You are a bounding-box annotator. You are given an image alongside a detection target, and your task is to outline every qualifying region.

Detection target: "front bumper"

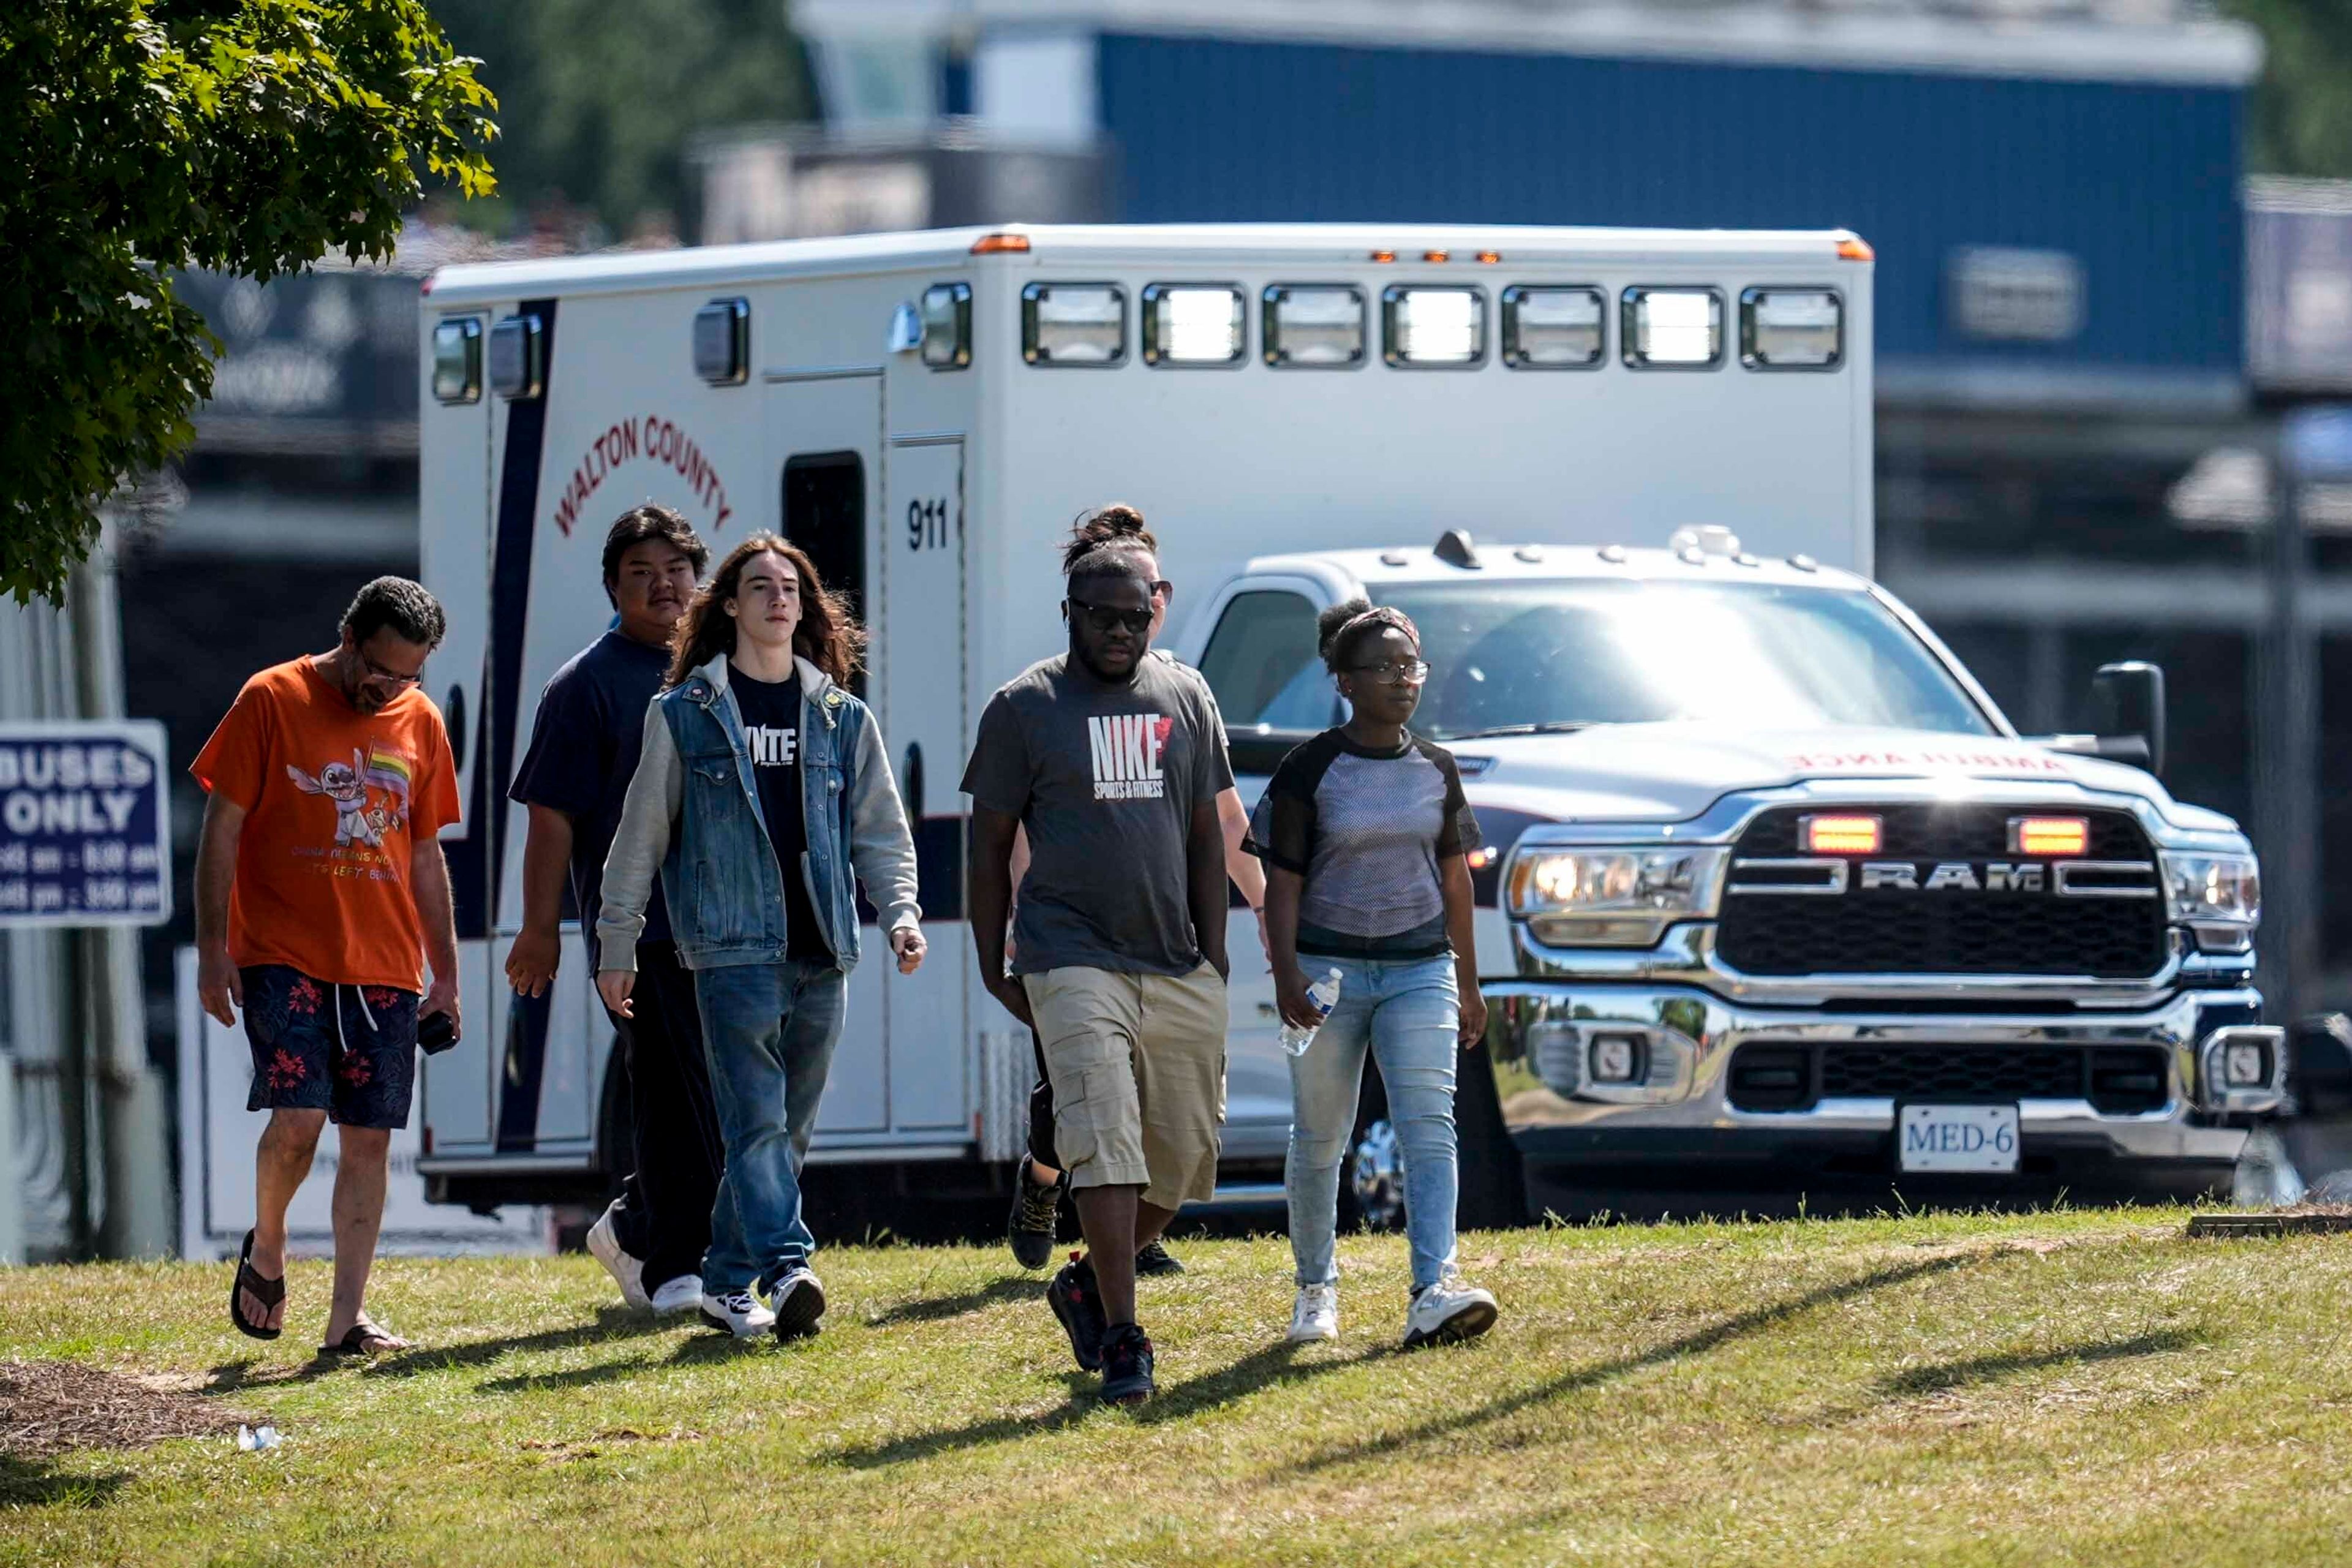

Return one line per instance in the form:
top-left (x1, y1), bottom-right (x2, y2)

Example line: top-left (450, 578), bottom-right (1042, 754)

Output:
top-left (1484, 979), bottom-right (2282, 1172)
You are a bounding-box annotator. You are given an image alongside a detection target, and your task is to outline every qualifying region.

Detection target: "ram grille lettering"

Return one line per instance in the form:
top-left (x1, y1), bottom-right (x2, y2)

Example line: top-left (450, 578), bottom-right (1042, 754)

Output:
top-left (1860, 861), bottom-right (2046, 892)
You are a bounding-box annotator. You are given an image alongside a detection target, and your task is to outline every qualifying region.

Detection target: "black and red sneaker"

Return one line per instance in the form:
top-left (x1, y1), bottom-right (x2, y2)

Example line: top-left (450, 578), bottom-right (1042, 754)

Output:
top-left (1100, 1322), bottom-right (1156, 1405)
top-left (1047, 1251), bottom-right (1107, 1371)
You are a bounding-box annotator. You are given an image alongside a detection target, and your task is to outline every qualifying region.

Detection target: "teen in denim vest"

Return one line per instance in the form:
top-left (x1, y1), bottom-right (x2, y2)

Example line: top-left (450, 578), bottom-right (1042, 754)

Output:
top-left (597, 535), bottom-right (924, 1343)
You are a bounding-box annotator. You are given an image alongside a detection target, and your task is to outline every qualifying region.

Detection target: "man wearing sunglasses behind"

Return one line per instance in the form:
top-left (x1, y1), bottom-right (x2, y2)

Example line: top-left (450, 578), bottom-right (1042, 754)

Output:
top-left (965, 541), bottom-right (1233, 1405)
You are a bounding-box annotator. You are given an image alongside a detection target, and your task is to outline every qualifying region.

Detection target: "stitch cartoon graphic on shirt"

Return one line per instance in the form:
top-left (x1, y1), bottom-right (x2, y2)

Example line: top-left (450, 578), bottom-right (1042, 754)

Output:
top-left (287, 748), bottom-right (384, 848)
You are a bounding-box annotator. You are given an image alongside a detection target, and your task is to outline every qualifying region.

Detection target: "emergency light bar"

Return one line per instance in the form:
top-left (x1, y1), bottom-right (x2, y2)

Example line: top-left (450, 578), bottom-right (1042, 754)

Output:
top-left (1142, 284), bottom-right (1245, 366)
top-left (2009, 816), bottom-right (2089, 857)
top-left (1502, 287), bottom-right (1605, 369)
top-left (921, 283), bottom-right (971, 369)
top-left (1623, 288), bottom-right (1723, 369)
top-left (1262, 285), bottom-right (1365, 367)
top-left (431, 318), bottom-right (481, 404)
top-left (1022, 283), bottom-right (1125, 366)
top-left (1801, 814), bottom-right (1883, 855)
top-left (1741, 288), bottom-right (1843, 369)
top-left (1383, 285), bottom-right (1485, 368)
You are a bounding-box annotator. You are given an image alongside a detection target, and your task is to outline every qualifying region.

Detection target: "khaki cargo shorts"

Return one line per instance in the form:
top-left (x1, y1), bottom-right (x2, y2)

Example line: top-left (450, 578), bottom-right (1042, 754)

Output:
top-left (1023, 963), bottom-right (1227, 1210)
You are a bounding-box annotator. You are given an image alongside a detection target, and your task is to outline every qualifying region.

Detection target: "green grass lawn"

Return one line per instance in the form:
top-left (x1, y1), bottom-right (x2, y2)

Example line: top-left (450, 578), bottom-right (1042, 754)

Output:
top-left (6, 1207), bottom-right (2351, 1566)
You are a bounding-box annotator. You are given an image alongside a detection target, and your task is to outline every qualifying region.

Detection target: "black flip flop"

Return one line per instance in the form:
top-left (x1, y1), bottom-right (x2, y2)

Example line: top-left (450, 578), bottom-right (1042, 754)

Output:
top-left (318, 1319), bottom-right (408, 1357)
top-left (229, 1229), bottom-right (284, 1341)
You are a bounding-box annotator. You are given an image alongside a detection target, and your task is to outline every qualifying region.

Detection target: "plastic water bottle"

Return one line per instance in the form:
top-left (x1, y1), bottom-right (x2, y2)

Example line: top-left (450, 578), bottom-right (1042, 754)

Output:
top-left (1279, 968), bottom-right (1343, 1057)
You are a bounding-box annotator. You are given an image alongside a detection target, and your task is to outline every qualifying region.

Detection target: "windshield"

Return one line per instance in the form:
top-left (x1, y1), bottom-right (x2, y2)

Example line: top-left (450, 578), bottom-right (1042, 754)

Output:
top-left (1368, 579), bottom-right (1997, 741)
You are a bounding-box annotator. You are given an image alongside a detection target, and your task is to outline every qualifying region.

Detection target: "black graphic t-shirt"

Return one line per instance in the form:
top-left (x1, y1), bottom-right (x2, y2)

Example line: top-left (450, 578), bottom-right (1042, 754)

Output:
top-left (729, 665), bottom-right (830, 961)
top-left (962, 652), bottom-right (1234, 977)
top-left (510, 630), bottom-right (672, 959)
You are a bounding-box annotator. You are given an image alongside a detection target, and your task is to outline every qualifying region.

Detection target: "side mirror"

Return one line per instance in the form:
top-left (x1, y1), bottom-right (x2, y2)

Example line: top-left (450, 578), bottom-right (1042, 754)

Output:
top-left (2091, 661), bottom-right (2166, 776)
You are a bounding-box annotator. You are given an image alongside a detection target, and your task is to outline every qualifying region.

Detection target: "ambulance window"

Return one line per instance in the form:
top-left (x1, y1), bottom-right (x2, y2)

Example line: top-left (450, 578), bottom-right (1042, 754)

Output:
top-left (1198, 591), bottom-right (1336, 733)
top-left (782, 451), bottom-right (867, 697)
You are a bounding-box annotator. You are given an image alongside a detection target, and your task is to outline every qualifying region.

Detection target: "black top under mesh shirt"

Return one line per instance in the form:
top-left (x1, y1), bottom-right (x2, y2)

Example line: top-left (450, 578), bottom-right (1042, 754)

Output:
top-left (729, 665), bottom-right (831, 962)
top-left (1247, 729), bottom-right (1482, 959)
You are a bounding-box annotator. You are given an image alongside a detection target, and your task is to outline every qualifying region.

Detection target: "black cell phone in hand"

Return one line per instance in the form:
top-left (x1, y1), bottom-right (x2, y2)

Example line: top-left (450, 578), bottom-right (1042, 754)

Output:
top-left (417, 1009), bottom-right (459, 1055)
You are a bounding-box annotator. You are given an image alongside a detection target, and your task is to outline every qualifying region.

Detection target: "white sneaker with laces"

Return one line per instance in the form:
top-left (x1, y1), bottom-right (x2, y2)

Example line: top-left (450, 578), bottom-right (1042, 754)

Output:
top-left (647, 1276), bottom-right (702, 1316)
top-left (699, 1289), bottom-right (776, 1339)
top-left (1403, 1268), bottom-right (1499, 1349)
top-left (769, 1266), bottom-right (827, 1341)
top-left (1287, 1283), bottom-right (1340, 1343)
top-left (586, 1202), bottom-right (650, 1311)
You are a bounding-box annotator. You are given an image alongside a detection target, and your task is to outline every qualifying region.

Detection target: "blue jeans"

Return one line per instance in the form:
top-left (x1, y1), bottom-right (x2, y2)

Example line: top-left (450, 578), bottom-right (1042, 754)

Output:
top-left (692, 959), bottom-right (846, 1296)
top-left (1285, 954), bottom-right (1461, 1294)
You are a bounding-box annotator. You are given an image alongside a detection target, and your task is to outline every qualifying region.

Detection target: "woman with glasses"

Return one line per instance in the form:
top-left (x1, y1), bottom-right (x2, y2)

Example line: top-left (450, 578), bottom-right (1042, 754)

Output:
top-left (1251, 598), bottom-right (1499, 1348)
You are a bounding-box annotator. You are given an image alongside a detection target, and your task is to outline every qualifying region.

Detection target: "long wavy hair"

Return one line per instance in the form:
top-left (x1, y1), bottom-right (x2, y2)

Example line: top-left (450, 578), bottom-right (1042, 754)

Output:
top-left (665, 533), bottom-right (867, 688)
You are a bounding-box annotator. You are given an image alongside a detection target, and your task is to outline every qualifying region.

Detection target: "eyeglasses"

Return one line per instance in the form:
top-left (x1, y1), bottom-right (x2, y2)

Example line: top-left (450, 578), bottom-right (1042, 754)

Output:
top-left (1149, 579), bottom-right (1174, 603)
top-left (1349, 658), bottom-right (1430, 686)
top-left (1068, 598), bottom-right (1155, 636)
top-left (358, 652), bottom-right (424, 688)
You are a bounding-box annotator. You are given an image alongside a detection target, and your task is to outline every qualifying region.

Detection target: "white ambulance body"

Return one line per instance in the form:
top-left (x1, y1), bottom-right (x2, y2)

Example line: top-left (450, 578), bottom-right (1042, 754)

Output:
top-left (410, 222), bottom-right (1885, 1210)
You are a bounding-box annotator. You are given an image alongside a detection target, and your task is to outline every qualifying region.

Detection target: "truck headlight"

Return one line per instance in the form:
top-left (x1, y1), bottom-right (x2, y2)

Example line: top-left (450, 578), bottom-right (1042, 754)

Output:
top-left (2160, 851), bottom-right (2260, 952)
top-left (1506, 846), bottom-right (1728, 946)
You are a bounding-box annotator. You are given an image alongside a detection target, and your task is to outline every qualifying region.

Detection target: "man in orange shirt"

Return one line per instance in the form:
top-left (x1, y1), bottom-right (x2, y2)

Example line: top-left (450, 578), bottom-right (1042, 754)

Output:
top-left (193, 577), bottom-right (462, 1356)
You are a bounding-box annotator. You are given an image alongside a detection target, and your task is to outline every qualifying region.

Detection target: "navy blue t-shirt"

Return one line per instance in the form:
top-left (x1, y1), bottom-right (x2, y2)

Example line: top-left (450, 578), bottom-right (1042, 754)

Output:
top-left (510, 631), bottom-right (673, 957)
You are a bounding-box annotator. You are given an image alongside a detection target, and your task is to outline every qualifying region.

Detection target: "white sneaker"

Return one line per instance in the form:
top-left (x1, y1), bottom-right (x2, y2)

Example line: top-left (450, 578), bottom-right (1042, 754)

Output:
top-left (699, 1289), bottom-right (776, 1339)
top-left (1403, 1268), bottom-right (1498, 1349)
top-left (586, 1202), bottom-right (650, 1311)
top-left (647, 1276), bottom-right (702, 1316)
top-left (1287, 1283), bottom-right (1340, 1343)
top-left (769, 1266), bottom-right (827, 1341)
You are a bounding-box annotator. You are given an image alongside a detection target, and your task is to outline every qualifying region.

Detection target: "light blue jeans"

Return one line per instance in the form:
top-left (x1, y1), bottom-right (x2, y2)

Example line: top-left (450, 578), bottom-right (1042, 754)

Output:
top-left (692, 959), bottom-right (846, 1296)
top-left (1285, 953), bottom-right (1461, 1294)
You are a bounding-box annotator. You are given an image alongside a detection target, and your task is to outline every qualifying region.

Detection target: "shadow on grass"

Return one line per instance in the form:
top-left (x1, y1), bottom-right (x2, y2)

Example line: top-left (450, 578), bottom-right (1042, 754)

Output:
top-left (0, 1455), bottom-right (132, 1510)
top-left (472, 1325), bottom-right (785, 1395)
top-left (827, 1340), bottom-right (1392, 1468)
top-left (204, 1305), bottom-right (674, 1394)
top-left (1284, 1251), bottom-right (1982, 1476)
top-left (862, 1276), bottom-right (1037, 1328)
top-left (1877, 1327), bottom-right (2205, 1397)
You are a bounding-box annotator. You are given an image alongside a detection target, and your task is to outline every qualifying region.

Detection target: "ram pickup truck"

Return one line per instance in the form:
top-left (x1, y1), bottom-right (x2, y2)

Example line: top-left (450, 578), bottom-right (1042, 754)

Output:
top-left (1185, 527), bottom-right (2282, 1217)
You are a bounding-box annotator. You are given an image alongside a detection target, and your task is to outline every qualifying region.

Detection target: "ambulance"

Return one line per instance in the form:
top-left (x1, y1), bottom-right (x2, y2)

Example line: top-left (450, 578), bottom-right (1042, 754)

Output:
top-left (413, 222), bottom-right (2279, 1223)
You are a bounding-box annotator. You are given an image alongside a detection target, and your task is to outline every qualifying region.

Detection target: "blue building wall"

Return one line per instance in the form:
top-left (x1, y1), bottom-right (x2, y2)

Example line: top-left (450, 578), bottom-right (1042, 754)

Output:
top-left (1097, 33), bottom-right (2242, 375)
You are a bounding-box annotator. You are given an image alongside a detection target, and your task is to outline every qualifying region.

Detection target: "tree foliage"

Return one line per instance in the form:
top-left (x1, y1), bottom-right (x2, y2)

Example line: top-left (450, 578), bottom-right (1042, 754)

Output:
top-left (428, 0), bottom-right (812, 239)
top-left (2228, 0), bottom-right (2352, 178)
top-left (1, 0), bottom-right (495, 605)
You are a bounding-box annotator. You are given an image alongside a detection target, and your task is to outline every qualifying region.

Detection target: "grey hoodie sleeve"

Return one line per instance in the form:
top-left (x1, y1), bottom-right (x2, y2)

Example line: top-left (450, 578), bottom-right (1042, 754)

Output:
top-left (848, 708), bottom-right (922, 933)
top-left (594, 701), bottom-right (682, 973)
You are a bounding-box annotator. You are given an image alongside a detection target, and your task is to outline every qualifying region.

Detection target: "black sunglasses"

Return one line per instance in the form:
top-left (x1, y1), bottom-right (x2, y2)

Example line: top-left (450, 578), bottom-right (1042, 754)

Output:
top-left (1067, 598), bottom-right (1154, 636)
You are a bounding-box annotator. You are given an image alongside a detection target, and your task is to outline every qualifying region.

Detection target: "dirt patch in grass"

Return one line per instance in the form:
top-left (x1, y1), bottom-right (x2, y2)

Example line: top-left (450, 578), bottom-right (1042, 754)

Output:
top-left (0, 1360), bottom-right (249, 1461)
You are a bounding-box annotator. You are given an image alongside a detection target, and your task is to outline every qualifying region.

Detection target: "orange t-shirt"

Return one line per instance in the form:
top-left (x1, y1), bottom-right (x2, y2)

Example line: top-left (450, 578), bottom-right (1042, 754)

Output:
top-left (190, 658), bottom-right (462, 990)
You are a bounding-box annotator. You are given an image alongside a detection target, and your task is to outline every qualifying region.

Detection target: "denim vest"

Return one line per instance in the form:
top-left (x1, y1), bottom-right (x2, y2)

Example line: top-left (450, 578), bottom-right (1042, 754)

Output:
top-left (654, 665), bottom-right (869, 971)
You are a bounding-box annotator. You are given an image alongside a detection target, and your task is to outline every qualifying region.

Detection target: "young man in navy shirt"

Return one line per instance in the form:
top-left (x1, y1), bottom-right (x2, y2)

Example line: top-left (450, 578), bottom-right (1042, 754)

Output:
top-left (507, 507), bottom-right (725, 1319)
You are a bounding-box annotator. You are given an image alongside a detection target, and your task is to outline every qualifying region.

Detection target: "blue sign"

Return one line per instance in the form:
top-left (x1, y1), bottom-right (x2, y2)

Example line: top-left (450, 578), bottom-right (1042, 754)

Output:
top-left (0, 722), bottom-right (172, 927)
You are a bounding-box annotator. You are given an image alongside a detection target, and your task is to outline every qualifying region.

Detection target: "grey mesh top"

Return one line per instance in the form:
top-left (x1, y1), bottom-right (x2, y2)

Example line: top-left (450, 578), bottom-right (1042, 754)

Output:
top-left (1246, 728), bottom-right (1482, 960)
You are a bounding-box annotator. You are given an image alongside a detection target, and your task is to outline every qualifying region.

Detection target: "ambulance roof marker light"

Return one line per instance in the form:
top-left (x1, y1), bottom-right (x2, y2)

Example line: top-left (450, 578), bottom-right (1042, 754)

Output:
top-left (970, 232), bottom-right (1032, 255)
top-left (1789, 554), bottom-right (1819, 572)
top-left (1835, 236), bottom-right (1874, 262)
top-left (1598, 544), bottom-right (1629, 564)
top-left (1370, 250), bottom-right (1397, 263)
top-left (1423, 250), bottom-right (1451, 264)
top-left (1477, 250), bottom-right (1502, 265)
